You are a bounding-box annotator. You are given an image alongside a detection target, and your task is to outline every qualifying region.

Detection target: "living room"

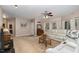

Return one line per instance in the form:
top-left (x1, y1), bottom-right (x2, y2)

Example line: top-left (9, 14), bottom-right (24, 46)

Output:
top-left (0, 5), bottom-right (79, 53)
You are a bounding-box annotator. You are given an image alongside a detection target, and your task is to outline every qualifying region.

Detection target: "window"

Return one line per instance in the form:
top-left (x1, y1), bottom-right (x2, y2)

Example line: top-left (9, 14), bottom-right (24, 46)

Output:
top-left (75, 17), bottom-right (79, 30)
top-left (64, 21), bottom-right (70, 29)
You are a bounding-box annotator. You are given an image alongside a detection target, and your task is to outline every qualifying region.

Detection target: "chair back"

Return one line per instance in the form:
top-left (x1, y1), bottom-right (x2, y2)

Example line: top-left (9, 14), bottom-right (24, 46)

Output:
top-left (43, 34), bottom-right (47, 40)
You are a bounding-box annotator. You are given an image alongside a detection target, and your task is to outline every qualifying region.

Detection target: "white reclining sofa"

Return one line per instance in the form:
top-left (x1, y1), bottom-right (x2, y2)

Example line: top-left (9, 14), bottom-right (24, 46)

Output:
top-left (47, 30), bottom-right (66, 41)
top-left (46, 30), bottom-right (79, 53)
top-left (46, 41), bottom-right (78, 53)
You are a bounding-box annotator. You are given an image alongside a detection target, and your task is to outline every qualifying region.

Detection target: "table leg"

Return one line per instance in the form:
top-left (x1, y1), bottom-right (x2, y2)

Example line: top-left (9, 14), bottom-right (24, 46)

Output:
top-left (49, 39), bottom-right (52, 45)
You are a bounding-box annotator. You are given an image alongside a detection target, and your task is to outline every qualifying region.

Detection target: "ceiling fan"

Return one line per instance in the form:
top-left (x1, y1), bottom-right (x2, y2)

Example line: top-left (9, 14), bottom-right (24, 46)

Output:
top-left (14, 5), bottom-right (18, 8)
top-left (41, 11), bottom-right (53, 18)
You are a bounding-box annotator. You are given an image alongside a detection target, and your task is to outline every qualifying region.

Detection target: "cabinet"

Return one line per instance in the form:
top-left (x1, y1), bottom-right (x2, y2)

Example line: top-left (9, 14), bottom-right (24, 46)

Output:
top-left (9, 24), bottom-right (13, 34)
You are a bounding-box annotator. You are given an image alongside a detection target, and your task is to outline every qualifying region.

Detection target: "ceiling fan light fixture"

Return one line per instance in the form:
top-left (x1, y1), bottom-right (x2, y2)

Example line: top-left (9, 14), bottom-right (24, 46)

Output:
top-left (14, 5), bottom-right (18, 8)
top-left (3, 14), bottom-right (7, 18)
top-left (45, 16), bottom-right (49, 18)
top-left (42, 11), bottom-right (53, 19)
top-left (43, 15), bottom-right (48, 19)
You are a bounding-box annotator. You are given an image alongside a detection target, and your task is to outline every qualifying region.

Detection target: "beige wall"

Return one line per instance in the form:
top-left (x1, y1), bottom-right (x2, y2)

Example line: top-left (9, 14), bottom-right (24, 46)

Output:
top-left (0, 8), bottom-right (3, 29)
top-left (15, 17), bottom-right (35, 36)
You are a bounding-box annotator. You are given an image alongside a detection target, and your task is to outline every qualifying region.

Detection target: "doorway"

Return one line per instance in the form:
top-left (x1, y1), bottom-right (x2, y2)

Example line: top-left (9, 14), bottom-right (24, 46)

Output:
top-left (37, 24), bottom-right (44, 36)
top-left (3, 17), bottom-right (16, 36)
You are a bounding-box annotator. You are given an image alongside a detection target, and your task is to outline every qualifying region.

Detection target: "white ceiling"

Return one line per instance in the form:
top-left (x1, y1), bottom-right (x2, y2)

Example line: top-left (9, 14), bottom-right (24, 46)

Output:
top-left (1, 5), bottom-right (79, 18)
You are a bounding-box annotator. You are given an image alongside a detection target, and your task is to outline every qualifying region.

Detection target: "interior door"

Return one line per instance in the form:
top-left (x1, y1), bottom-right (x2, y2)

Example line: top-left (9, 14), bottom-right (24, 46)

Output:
top-left (37, 24), bottom-right (44, 36)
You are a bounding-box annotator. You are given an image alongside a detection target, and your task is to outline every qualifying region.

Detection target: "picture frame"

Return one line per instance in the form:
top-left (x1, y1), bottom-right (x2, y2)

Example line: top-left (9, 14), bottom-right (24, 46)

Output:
top-left (52, 22), bottom-right (57, 29)
top-left (45, 23), bottom-right (49, 30)
top-left (20, 22), bottom-right (27, 27)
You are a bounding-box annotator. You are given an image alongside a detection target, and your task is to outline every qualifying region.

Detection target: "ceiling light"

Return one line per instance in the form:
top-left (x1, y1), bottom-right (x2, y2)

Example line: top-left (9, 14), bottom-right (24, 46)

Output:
top-left (3, 14), bottom-right (7, 18)
top-left (43, 15), bottom-right (48, 19)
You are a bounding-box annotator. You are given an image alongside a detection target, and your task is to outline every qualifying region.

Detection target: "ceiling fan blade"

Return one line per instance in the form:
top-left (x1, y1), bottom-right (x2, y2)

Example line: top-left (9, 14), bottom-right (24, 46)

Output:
top-left (48, 12), bottom-right (52, 14)
top-left (48, 14), bottom-right (53, 16)
top-left (41, 13), bottom-right (47, 16)
top-left (41, 11), bottom-right (53, 17)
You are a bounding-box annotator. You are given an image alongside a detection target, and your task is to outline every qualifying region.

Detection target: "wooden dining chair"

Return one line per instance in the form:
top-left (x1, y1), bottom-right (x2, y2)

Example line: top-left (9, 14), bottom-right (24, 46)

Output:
top-left (39, 34), bottom-right (48, 47)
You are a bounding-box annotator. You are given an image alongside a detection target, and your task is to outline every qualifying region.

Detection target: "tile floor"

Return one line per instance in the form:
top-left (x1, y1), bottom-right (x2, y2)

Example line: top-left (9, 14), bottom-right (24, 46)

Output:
top-left (13, 36), bottom-right (60, 53)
